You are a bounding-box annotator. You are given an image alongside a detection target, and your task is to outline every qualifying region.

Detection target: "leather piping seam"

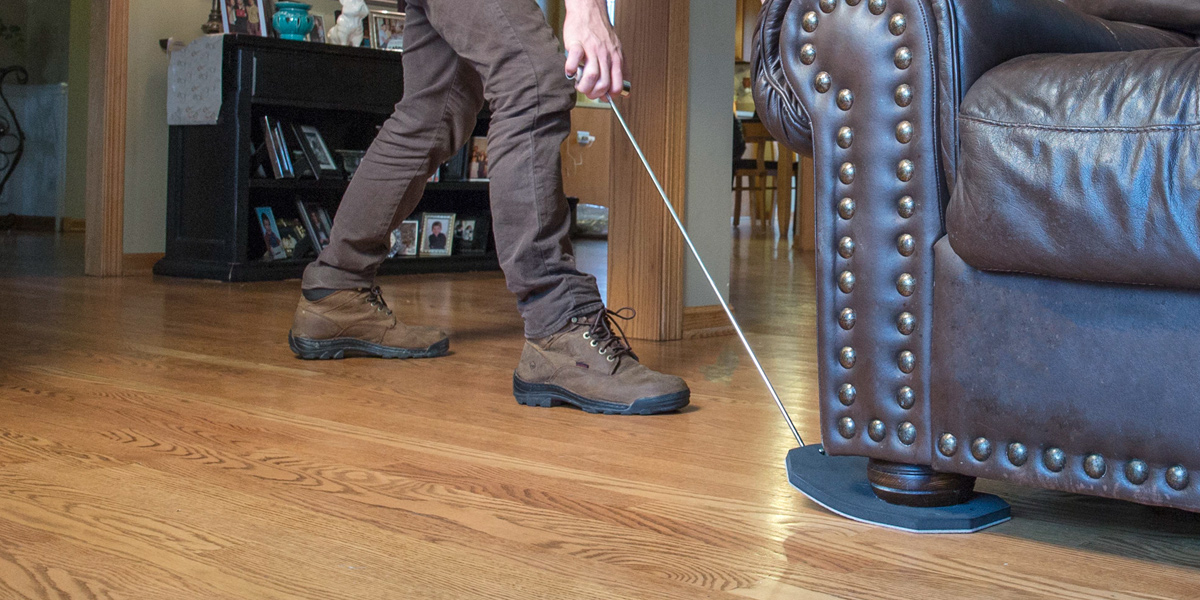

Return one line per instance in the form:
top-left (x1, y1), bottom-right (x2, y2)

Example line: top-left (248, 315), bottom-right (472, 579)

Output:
top-left (959, 114), bottom-right (1200, 133)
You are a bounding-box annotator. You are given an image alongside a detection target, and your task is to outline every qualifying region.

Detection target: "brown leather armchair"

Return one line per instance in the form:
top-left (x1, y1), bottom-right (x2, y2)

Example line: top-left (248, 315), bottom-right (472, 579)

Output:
top-left (754, 0), bottom-right (1200, 514)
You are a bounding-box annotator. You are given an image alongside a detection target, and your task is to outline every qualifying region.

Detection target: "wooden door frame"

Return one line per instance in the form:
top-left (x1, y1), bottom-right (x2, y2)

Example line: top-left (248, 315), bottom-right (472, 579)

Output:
top-left (84, 0), bottom-right (127, 276)
top-left (606, 0), bottom-right (690, 341)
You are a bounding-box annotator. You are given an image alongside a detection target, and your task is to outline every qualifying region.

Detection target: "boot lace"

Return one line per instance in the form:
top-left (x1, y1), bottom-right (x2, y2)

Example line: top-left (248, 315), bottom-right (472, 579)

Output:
top-left (364, 287), bottom-right (394, 316)
top-left (582, 307), bottom-right (638, 363)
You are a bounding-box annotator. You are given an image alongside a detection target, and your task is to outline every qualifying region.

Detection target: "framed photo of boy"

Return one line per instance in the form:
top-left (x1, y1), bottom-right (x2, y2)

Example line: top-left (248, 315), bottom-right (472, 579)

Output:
top-left (221, 0), bottom-right (269, 36)
top-left (420, 213), bottom-right (456, 257)
top-left (369, 11), bottom-right (406, 51)
top-left (255, 207), bottom-right (288, 260)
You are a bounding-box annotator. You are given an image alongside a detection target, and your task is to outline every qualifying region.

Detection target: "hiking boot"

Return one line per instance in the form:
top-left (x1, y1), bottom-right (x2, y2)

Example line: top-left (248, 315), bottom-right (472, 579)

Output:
top-left (513, 308), bottom-right (690, 415)
top-left (288, 287), bottom-right (449, 360)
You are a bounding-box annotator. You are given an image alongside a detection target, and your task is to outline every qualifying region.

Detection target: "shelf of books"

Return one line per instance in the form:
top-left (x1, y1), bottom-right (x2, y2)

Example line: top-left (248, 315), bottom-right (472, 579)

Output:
top-left (156, 36), bottom-right (500, 282)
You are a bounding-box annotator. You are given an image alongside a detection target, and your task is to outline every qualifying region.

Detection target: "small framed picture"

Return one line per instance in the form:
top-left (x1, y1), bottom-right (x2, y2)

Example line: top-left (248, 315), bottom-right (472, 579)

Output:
top-left (420, 213), bottom-right (455, 257)
top-left (368, 11), bottom-right (406, 51)
top-left (308, 15), bottom-right (326, 42)
top-left (294, 124), bottom-right (341, 177)
top-left (296, 200), bottom-right (332, 250)
top-left (388, 219), bottom-right (420, 258)
top-left (275, 216), bottom-right (312, 258)
top-left (255, 207), bottom-right (288, 260)
top-left (221, 0), bottom-right (269, 36)
top-left (454, 214), bottom-right (491, 255)
top-left (468, 136), bottom-right (488, 180)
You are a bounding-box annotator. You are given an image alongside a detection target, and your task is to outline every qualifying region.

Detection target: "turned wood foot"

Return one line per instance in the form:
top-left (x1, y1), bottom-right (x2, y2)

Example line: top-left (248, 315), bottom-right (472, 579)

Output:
top-left (867, 459), bottom-right (976, 507)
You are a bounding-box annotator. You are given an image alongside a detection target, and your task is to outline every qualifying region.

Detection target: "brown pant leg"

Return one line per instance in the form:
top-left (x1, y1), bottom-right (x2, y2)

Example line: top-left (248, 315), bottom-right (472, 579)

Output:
top-left (301, 3), bottom-right (484, 291)
top-left (305, 0), bottom-right (603, 339)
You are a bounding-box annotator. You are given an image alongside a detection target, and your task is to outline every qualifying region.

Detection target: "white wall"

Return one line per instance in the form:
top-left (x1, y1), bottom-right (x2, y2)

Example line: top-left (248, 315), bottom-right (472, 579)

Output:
top-left (0, 84), bottom-right (68, 219)
top-left (122, 0), bottom-right (346, 254)
top-left (683, 0), bottom-right (734, 307)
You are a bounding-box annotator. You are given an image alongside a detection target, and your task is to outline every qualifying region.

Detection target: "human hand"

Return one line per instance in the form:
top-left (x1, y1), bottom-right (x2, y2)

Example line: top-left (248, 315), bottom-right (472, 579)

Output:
top-left (562, 0), bottom-right (625, 99)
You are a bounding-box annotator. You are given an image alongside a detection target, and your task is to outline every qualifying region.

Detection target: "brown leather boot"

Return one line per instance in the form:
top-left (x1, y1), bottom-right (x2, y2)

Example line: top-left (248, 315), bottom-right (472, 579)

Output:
top-left (513, 308), bottom-right (690, 415)
top-left (288, 287), bottom-right (449, 360)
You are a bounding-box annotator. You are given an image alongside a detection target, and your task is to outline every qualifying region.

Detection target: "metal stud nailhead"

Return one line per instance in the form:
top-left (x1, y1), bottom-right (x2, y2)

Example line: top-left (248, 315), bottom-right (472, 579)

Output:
top-left (837, 126), bottom-right (853, 149)
top-left (897, 350), bottom-right (915, 374)
top-left (838, 416), bottom-right (857, 438)
top-left (837, 89), bottom-right (854, 111)
top-left (820, 0), bottom-right (837, 13)
top-left (802, 11), bottom-right (819, 32)
top-left (889, 13), bottom-right (907, 35)
top-left (938, 433), bottom-right (957, 457)
top-left (846, 0), bottom-right (861, 5)
top-left (1084, 454), bottom-right (1107, 479)
top-left (897, 273), bottom-right (915, 297)
top-left (815, 72), bottom-right (832, 93)
top-left (897, 234), bottom-right (915, 257)
top-left (838, 271), bottom-right (855, 293)
top-left (1125, 459), bottom-right (1148, 485)
top-left (897, 159), bottom-right (915, 182)
top-left (1167, 465), bottom-right (1190, 491)
top-left (869, 420), bottom-right (886, 442)
top-left (838, 198), bottom-right (855, 219)
top-left (971, 437), bottom-right (993, 461)
top-left (898, 196), bottom-right (915, 218)
top-left (838, 236), bottom-right (855, 258)
top-left (839, 307), bottom-right (856, 330)
top-left (839, 162), bottom-right (856, 184)
top-left (895, 84), bottom-right (913, 107)
top-left (897, 421), bottom-right (916, 445)
top-left (1044, 447), bottom-right (1065, 473)
top-left (896, 386), bottom-right (914, 409)
top-left (896, 121), bottom-right (914, 144)
top-left (1007, 442), bottom-right (1028, 466)
top-left (868, 0), bottom-right (886, 15)
top-left (895, 46), bottom-right (913, 70)
top-left (839, 346), bottom-right (856, 369)
top-left (838, 383), bottom-right (856, 406)
top-left (897, 312), bottom-right (915, 335)
top-left (800, 44), bottom-right (817, 65)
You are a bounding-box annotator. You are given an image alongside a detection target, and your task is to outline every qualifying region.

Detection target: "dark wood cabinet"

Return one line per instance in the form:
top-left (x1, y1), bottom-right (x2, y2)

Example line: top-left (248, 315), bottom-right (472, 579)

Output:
top-left (155, 35), bottom-right (498, 282)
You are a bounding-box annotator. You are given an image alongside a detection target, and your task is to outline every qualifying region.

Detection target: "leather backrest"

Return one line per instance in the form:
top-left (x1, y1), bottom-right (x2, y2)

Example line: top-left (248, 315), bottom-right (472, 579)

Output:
top-left (1062, 0), bottom-right (1200, 35)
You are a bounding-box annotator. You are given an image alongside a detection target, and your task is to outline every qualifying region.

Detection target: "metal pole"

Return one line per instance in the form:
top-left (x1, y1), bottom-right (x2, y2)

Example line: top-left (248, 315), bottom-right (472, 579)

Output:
top-left (605, 94), bottom-right (805, 448)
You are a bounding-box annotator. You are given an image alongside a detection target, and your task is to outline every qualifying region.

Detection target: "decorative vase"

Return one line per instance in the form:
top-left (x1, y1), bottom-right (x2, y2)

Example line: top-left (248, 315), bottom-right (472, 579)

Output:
top-left (272, 2), bottom-right (315, 41)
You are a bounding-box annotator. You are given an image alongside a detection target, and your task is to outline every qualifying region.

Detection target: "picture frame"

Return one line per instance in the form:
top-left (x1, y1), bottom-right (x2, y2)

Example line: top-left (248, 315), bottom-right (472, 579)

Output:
top-left (453, 214), bottom-right (491, 255)
top-left (419, 212), bottom-right (455, 257)
top-left (388, 219), bottom-right (420, 258)
top-left (295, 124), bottom-right (341, 177)
top-left (274, 216), bottom-right (312, 258)
top-left (368, 11), bottom-right (406, 51)
top-left (221, 0), bottom-right (269, 36)
top-left (296, 199), bottom-right (332, 250)
top-left (308, 15), bottom-right (326, 42)
top-left (259, 116), bottom-right (285, 178)
top-left (255, 207), bottom-right (288, 260)
top-left (468, 136), bottom-right (489, 181)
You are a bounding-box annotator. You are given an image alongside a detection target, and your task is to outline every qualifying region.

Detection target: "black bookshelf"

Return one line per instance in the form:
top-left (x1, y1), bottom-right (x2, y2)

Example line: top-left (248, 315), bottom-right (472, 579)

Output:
top-left (155, 35), bottom-right (497, 282)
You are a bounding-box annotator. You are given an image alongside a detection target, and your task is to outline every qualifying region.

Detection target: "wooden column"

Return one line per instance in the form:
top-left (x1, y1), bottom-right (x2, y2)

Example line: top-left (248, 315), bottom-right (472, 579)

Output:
top-left (85, 0), bottom-right (127, 277)
top-left (606, 0), bottom-right (689, 341)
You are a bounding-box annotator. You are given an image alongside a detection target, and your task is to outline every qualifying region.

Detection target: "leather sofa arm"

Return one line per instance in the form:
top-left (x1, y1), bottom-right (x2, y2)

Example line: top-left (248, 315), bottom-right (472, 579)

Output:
top-left (750, 0), bottom-right (1191, 467)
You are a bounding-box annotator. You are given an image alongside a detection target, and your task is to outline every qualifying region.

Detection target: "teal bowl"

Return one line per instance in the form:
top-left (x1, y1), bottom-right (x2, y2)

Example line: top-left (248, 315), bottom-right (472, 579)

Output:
top-left (273, 2), bottom-right (315, 41)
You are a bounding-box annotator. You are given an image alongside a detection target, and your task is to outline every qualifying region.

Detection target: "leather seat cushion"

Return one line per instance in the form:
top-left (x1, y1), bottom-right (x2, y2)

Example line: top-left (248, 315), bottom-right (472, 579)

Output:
top-left (947, 48), bottom-right (1200, 289)
top-left (1062, 0), bottom-right (1200, 36)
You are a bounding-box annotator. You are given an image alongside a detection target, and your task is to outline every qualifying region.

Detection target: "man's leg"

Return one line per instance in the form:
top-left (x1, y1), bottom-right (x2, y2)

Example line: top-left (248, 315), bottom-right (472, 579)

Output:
top-left (418, 0), bottom-right (689, 414)
top-left (415, 0), bottom-right (602, 339)
top-left (288, 3), bottom-right (483, 360)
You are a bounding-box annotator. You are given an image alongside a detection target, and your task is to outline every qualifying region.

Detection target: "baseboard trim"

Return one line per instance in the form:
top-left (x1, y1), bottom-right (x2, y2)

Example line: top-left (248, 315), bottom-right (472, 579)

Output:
top-left (683, 305), bottom-right (734, 339)
top-left (122, 252), bottom-right (164, 276)
top-left (62, 217), bottom-right (86, 232)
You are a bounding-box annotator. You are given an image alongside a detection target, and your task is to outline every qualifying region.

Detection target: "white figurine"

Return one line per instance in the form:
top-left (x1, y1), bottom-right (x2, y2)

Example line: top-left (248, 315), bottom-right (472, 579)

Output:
top-left (327, 0), bottom-right (369, 47)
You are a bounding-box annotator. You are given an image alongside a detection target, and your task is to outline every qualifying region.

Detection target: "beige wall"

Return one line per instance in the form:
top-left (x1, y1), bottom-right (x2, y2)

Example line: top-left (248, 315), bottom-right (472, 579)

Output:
top-left (122, 0), bottom-right (345, 253)
top-left (64, 0), bottom-right (89, 220)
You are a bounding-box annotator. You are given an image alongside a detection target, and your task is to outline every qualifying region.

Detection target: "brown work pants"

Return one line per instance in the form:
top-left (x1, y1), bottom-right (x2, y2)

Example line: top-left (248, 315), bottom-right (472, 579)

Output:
top-left (302, 0), bottom-right (602, 338)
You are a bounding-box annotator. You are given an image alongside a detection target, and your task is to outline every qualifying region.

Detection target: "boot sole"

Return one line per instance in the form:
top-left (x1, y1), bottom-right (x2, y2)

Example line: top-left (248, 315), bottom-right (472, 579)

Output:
top-left (289, 332), bottom-right (449, 360)
top-left (512, 375), bottom-right (690, 415)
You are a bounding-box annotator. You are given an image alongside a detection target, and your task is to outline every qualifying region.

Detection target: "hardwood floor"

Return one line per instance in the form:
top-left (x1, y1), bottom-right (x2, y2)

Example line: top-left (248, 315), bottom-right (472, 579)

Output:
top-left (1, 230), bottom-right (1199, 599)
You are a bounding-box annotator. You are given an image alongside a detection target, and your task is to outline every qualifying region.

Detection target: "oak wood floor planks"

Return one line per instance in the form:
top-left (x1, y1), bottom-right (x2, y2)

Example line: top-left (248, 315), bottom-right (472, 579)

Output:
top-left (1, 231), bottom-right (1199, 599)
